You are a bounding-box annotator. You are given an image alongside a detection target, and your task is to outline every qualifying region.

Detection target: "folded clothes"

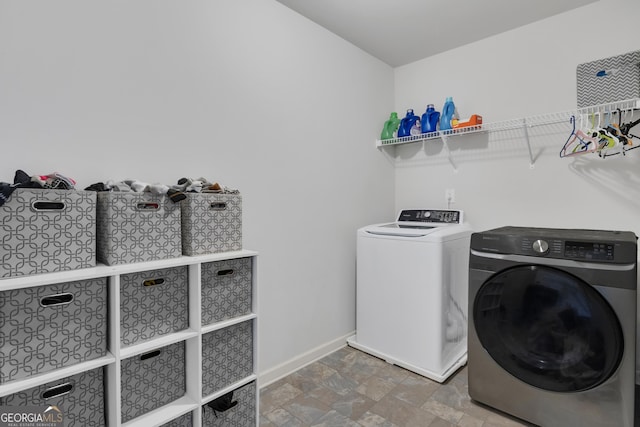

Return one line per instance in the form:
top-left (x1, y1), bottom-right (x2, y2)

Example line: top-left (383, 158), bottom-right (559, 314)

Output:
top-left (0, 170), bottom-right (75, 207)
top-left (176, 177), bottom-right (240, 194)
top-left (84, 179), bottom-right (187, 203)
top-left (82, 177), bottom-right (239, 203)
top-left (174, 177), bottom-right (210, 193)
top-left (32, 172), bottom-right (76, 190)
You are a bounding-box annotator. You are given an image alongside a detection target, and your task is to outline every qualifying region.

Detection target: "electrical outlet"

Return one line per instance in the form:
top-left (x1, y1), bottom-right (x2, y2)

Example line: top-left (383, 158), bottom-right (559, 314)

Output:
top-left (445, 188), bottom-right (455, 204)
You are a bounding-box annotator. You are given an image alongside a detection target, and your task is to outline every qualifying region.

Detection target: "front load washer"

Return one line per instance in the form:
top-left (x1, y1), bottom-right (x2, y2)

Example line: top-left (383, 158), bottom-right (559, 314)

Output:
top-left (348, 209), bottom-right (472, 383)
top-left (469, 226), bottom-right (637, 427)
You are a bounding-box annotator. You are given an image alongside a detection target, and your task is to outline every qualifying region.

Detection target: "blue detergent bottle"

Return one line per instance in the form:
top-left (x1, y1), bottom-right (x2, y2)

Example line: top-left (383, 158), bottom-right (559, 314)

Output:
top-left (421, 104), bottom-right (441, 133)
top-left (440, 97), bottom-right (456, 131)
top-left (398, 109), bottom-right (420, 137)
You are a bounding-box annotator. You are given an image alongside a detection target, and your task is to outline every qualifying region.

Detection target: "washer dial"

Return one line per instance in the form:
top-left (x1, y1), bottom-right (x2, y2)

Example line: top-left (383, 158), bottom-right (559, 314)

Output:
top-left (532, 239), bottom-right (549, 254)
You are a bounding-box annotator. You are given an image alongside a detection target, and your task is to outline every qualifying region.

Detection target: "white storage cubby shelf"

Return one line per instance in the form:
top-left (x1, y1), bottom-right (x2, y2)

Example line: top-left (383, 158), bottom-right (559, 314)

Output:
top-left (0, 249), bottom-right (259, 427)
top-left (377, 98), bottom-right (640, 168)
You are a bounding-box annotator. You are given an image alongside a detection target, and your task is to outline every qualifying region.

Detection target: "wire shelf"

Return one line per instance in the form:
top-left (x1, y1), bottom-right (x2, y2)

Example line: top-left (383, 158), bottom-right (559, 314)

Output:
top-left (376, 98), bottom-right (640, 148)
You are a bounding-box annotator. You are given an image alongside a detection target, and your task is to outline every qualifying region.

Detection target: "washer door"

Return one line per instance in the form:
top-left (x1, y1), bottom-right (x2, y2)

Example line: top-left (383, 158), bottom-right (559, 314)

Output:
top-left (473, 265), bottom-right (624, 392)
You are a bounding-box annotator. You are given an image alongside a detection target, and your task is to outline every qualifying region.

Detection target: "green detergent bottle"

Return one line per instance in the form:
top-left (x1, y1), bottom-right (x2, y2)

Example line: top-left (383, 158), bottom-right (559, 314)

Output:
top-left (381, 112), bottom-right (401, 140)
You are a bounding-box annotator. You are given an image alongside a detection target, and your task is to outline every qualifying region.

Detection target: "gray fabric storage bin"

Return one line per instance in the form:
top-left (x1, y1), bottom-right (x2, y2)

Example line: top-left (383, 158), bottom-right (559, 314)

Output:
top-left (201, 257), bottom-right (252, 326)
top-left (202, 381), bottom-right (256, 427)
top-left (181, 193), bottom-right (242, 256)
top-left (0, 367), bottom-right (106, 427)
top-left (120, 266), bottom-right (189, 346)
top-left (96, 192), bottom-right (181, 265)
top-left (202, 320), bottom-right (253, 396)
top-left (121, 341), bottom-right (186, 423)
top-left (161, 412), bottom-right (193, 427)
top-left (0, 278), bottom-right (107, 383)
top-left (0, 189), bottom-right (96, 278)
top-left (577, 50), bottom-right (640, 107)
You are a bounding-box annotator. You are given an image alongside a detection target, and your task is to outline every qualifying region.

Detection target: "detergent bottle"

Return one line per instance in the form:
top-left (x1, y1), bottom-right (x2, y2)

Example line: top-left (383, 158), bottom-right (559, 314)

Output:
top-left (421, 104), bottom-right (441, 133)
top-left (440, 97), bottom-right (457, 131)
top-left (398, 109), bottom-right (421, 137)
top-left (380, 112), bottom-right (401, 140)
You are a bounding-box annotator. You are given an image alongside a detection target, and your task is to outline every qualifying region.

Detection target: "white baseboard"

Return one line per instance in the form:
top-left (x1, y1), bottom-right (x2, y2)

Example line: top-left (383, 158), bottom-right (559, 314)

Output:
top-left (258, 331), bottom-right (354, 388)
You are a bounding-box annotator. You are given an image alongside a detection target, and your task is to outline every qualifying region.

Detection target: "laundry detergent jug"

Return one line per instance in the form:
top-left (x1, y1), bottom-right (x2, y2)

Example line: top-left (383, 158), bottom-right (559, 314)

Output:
top-left (380, 112), bottom-right (401, 140)
top-left (421, 104), bottom-right (440, 133)
top-left (440, 97), bottom-right (457, 131)
top-left (398, 109), bottom-right (421, 137)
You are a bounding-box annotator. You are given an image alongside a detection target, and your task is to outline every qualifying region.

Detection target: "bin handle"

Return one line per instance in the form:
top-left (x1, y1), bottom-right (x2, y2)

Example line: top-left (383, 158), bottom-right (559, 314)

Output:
top-left (41, 382), bottom-right (74, 400)
top-left (217, 269), bottom-right (235, 277)
top-left (32, 201), bottom-right (65, 212)
top-left (206, 391), bottom-right (238, 413)
top-left (40, 293), bottom-right (74, 307)
top-left (140, 350), bottom-right (161, 361)
top-left (210, 202), bottom-right (227, 210)
top-left (135, 202), bottom-right (160, 211)
top-left (142, 278), bottom-right (165, 287)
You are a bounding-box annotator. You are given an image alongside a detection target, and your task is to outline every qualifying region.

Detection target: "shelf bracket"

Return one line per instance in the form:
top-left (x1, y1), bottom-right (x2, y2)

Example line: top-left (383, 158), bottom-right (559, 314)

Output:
top-left (523, 118), bottom-right (535, 169)
top-left (441, 135), bottom-right (458, 172)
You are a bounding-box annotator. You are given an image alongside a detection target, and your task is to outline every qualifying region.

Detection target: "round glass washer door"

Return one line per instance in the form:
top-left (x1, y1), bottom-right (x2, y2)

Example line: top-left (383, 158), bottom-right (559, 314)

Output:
top-left (473, 265), bottom-right (623, 392)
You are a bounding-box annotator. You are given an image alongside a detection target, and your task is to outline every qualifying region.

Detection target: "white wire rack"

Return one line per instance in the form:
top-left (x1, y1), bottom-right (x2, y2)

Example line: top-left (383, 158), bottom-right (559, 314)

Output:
top-left (376, 98), bottom-right (640, 149)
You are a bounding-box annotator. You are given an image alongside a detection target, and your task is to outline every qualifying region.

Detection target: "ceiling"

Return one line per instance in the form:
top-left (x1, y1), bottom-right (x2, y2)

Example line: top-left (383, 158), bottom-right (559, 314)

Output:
top-left (275, 0), bottom-right (597, 67)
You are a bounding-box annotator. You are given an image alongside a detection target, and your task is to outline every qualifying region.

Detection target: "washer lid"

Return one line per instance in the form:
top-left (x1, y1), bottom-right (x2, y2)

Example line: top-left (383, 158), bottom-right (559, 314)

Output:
top-left (361, 209), bottom-right (466, 238)
top-left (363, 222), bottom-right (440, 237)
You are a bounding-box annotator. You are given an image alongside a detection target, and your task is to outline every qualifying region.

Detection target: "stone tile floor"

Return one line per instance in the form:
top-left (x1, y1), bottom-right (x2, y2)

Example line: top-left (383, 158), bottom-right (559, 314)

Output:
top-left (259, 345), bottom-right (532, 427)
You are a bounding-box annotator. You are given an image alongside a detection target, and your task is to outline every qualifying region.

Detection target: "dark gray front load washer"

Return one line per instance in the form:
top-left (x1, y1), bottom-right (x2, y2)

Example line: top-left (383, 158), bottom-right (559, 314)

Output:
top-left (468, 226), bottom-right (636, 427)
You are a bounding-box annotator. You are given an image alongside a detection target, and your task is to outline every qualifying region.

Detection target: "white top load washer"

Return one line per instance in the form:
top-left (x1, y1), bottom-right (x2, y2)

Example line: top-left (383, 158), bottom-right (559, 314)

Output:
top-left (348, 209), bottom-right (472, 383)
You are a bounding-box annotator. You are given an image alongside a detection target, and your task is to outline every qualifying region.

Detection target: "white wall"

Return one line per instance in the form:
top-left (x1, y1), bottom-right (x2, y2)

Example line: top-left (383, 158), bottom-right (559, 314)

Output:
top-left (0, 0), bottom-right (396, 381)
top-left (393, 0), bottom-right (640, 234)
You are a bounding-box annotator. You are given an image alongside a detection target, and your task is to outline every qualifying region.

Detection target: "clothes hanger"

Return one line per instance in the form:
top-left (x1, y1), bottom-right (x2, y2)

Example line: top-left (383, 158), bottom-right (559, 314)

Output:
top-left (560, 109), bottom-right (639, 159)
top-left (617, 108), bottom-right (640, 154)
top-left (574, 113), bottom-right (598, 153)
top-left (596, 107), bottom-right (621, 158)
top-left (585, 111), bottom-right (598, 136)
top-left (560, 115), bottom-right (592, 157)
top-left (619, 108), bottom-right (640, 140)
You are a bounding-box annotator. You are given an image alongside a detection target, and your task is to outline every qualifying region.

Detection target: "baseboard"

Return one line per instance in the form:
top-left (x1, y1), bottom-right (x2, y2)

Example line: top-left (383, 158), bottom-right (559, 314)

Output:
top-left (258, 331), bottom-right (354, 388)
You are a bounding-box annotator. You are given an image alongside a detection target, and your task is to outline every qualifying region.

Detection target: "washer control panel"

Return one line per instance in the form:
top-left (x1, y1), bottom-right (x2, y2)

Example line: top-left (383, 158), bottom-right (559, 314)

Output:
top-left (519, 237), bottom-right (614, 260)
top-left (471, 227), bottom-right (635, 264)
top-left (397, 209), bottom-right (463, 224)
top-left (564, 241), bottom-right (614, 261)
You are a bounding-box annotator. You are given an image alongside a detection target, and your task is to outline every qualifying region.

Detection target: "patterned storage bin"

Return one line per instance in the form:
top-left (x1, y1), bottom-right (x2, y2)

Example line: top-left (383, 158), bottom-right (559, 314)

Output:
top-left (202, 381), bottom-right (256, 427)
top-left (202, 320), bottom-right (253, 396)
top-left (0, 189), bottom-right (96, 278)
top-left (201, 257), bottom-right (252, 326)
top-left (181, 193), bottom-right (242, 256)
top-left (121, 341), bottom-right (186, 423)
top-left (120, 266), bottom-right (189, 346)
top-left (0, 278), bottom-right (107, 383)
top-left (96, 192), bottom-right (181, 265)
top-left (577, 50), bottom-right (640, 107)
top-left (161, 412), bottom-right (193, 427)
top-left (0, 367), bottom-right (106, 427)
